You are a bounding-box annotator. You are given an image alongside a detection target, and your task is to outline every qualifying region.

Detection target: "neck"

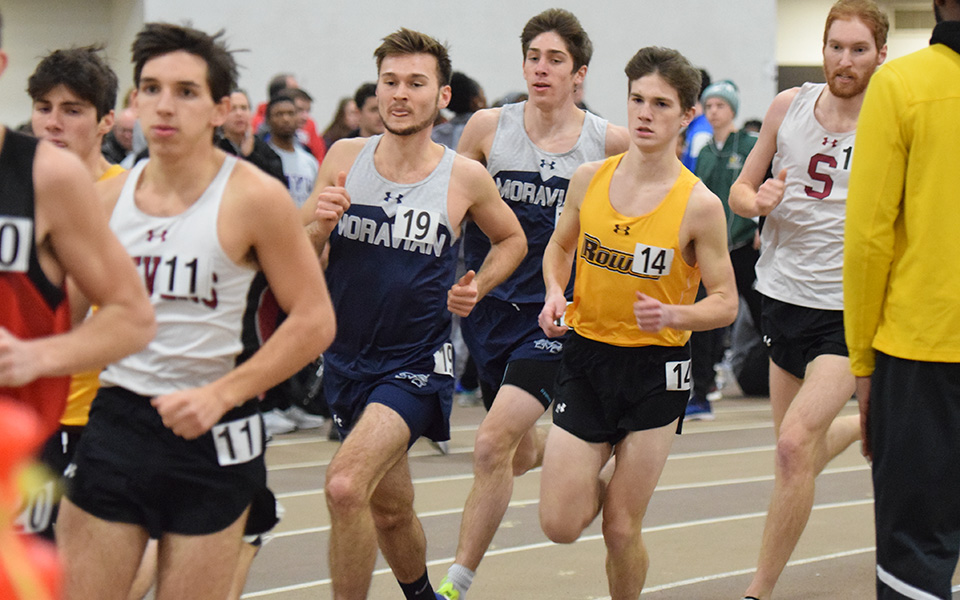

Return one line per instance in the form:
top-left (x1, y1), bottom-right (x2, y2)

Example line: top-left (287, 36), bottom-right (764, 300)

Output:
top-left (82, 144), bottom-right (110, 180)
top-left (271, 134), bottom-right (295, 151)
top-left (373, 129), bottom-right (443, 184)
top-left (623, 142), bottom-right (683, 182)
top-left (223, 129), bottom-right (244, 147)
top-left (817, 87), bottom-right (867, 132)
top-left (523, 98), bottom-right (583, 134)
top-left (712, 123), bottom-right (735, 145)
top-left (143, 144), bottom-right (223, 195)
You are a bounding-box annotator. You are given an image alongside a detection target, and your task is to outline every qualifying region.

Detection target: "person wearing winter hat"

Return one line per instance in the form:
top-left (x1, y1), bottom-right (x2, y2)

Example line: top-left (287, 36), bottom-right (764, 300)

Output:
top-left (686, 79), bottom-right (765, 422)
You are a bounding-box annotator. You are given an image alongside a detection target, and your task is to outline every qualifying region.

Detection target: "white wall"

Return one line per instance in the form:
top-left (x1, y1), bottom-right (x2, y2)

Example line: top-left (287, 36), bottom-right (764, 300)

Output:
top-left (1, 0), bottom-right (778, 131)
top-left (143, 0), bottom-right (777, 128)
top-left (778, 0), bottom-right (931, 66)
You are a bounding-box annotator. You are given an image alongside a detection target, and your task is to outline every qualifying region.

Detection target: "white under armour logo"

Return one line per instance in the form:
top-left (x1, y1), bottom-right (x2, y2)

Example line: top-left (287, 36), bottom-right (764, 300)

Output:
top-left (333, 414), bottom-right (343, 427)
top-left (762, 335), bottom-right (772, 347)
top-left (64, 463), bottom-right (77, 479)
top-left (556, 403), bottom-right (566, 413)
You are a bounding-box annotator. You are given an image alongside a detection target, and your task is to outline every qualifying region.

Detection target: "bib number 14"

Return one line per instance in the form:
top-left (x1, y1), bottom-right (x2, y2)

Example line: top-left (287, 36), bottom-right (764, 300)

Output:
top-left (633, 243), bottom-right (673, 278)
top-left (665, 360), bottom-right (692, 392)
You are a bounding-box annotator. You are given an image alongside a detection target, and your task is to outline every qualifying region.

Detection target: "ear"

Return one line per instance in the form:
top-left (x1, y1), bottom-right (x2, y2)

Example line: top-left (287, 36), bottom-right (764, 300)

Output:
top-left (573, 64), bottom-right (588, 87)
top-left (681, 105), bottom-right (697, 129)
top-left (98, 109), bottom-right (115, 137)
top-left (0, 50), bottom-right (8, 79)
top-left (877, 43), bottom-right (888, 66)
top-left (210, 95), bottom-right (230, 128)
top-left (438, 84), bottom-right (451, 111)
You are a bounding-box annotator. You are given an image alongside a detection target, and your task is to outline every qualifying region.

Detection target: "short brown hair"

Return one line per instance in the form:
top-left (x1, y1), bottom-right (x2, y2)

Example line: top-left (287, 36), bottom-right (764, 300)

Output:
top-left (132, 22), bottom-right (238, 103)
top-left (823, 0), bottom-right (889, 51)
top-left (624, 47), bottom-right (701, 113)
top-left (374, 28), bottom-right (451, 87)
top-left (521, 9), bottom-right (593, 72)
top-left (28, 46), bottom-right (118, 120)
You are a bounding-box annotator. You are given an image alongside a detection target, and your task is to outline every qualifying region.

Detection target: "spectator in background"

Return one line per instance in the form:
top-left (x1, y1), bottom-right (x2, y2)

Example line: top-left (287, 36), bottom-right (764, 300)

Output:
top-left (284, 87), bottom-right (326, 162)
top-left (348, 81), bottom-right (383, 138)
top-left (264, 94), bottom-right (318, 208)
top-left (679, 67), bottom-right (712, 171)
top-left (432, 71), bottom-right (486, 150)
top-left (686, 79), bottom-right (763, 420)
top-left (251, 72), bottom-right (297, 132)
top-left (217, 89), bottom-right (285, 183)
top-left (322, 96), bottom-right (360, 148)
top-left (743, 118), bottom-right (762, 134)
top-left (102, 107), bottom-right (136, 165)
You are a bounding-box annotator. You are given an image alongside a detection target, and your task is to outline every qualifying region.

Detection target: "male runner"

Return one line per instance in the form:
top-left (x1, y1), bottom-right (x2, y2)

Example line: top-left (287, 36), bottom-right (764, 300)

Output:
top-left (0, 15), bottom-right (154, 441)
top-left (16, 45), bottom-right (127, 539)
top-left (728, 1), bottom-right (888, 598)
top-left (439, 10), bottom-right (628, 597)
top-left (537, 45), bottom-right (737, 600)
top-left (56, 23), bottom-right (335, 600)
top-left (302, 28), bottom-right (525, 600)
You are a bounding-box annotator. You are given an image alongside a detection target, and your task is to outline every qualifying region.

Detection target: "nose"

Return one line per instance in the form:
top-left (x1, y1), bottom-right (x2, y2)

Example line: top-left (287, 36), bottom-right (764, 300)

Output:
top-left (534, 56), bottom-right (548, 75)
top-left (838, 49), bottom-right (854, 67)
top-left (42, 110), bottom-right (63, 133)
top-left (636, 102), bottom-right (653, 121)
top-left (155, 88), bottom-right (174, 114)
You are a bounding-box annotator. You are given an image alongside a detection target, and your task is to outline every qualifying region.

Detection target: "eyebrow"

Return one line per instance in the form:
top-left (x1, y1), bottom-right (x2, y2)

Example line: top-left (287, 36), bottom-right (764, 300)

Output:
top-left (631, 92), bottom-right (675, 103)
top-left (380, 71), bottom-right (431, 79)
top-left (34, 99), bottom-right (90, 109)
top-left (140, 77), bottom-right (204, 90)
top-left (527, 47), bottom-right (568, 58)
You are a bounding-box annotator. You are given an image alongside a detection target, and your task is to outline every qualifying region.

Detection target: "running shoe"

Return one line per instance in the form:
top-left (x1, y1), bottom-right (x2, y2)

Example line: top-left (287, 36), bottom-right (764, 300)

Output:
top-left (436, 577), bottom-right (459, 600)
top-left (283, 405), bottom-right (326, 430)
top-left (684, 395), bottom-right (714, 421)
top-left (262, 408), bottom-right (296, 436)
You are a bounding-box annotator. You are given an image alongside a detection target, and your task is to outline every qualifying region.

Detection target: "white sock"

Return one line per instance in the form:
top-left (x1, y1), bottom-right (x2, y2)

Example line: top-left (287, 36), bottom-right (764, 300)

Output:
top-left (447, 563), bottom-right (475, 597)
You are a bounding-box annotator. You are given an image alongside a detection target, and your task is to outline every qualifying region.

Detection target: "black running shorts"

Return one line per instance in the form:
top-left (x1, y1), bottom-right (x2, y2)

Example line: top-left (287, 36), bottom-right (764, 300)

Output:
top-left (66, 386), bottom-right (266, 538)
top-left (760, 295), bottom-right (847, 379)
top-left (552, 333), bottom-right (690, 445)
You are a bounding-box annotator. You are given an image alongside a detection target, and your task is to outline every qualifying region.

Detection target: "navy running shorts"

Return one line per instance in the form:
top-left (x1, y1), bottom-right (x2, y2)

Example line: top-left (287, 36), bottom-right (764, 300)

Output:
top-left (324, 365), bottom-right (453, 447)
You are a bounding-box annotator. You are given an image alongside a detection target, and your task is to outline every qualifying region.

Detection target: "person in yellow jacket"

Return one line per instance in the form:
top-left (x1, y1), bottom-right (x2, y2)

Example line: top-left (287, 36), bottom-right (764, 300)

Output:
top-left (537, 46), bottom-right (737, 598)
top-left (845, 1), bottom-right (960, 597)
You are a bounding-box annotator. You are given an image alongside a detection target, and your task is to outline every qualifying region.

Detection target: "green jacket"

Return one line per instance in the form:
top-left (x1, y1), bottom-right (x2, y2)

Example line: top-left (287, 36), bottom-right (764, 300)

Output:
top-left (695, 130), bottom-right (758, 249)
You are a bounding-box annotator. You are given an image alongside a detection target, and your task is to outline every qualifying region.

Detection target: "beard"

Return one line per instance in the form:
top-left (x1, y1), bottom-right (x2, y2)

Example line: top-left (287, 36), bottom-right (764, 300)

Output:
top-left (381, 105), bottom-right (438, 137)
top-left (823, 65), bottom-right (871, 99)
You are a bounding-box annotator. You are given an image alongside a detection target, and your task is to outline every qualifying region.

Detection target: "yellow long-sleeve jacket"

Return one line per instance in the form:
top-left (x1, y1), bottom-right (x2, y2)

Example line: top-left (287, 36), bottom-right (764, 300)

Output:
top-left (844, 31), bottom-right (960, 376)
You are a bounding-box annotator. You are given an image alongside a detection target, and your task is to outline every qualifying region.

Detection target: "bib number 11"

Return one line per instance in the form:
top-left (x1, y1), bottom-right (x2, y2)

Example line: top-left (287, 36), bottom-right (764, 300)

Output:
top-left (212, 414), bottom-right (263, 466)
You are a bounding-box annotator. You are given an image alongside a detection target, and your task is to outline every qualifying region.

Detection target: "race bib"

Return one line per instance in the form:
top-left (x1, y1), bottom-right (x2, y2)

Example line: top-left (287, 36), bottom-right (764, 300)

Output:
top-left (665, 359), bottom-right (692, 392)
top-left (212, 414), bottom-right (263, 466)
top-left (156, 254), bottom-right (214, 300)
top-left (14, 479), bottom-right (57, 534)
top-left (393, 206), bottom-right (440, 245)
top-left (433, 342), bottom-right (454, 376)
top-left (0, 216), bottom-right (33, 273)
top-left (632, 243), bottom-right (673, 278)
